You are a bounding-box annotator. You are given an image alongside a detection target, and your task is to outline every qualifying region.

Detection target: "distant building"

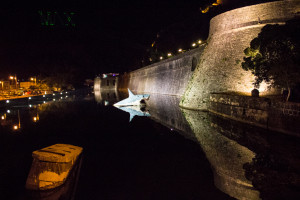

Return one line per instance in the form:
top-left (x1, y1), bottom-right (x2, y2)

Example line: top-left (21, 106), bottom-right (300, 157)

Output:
top-left (0, 81), bottom-right (10, 90)
top-left (20, 82), bottom-right (35, 90)
top-left (94, 73), bottom-right (119, 91)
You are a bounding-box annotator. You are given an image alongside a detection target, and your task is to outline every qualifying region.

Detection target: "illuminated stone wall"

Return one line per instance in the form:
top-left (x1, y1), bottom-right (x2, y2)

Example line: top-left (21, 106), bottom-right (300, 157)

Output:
top-left (209, 93), bottom-right (300, 136)
top-left (95, 76), bottom-right (118, 91)
top-left (180, 0), bottom-right (300, 110)
top-left (146, 93), bottom-right (196, 141)
top-left (119, 46), bottom-right (205, 96)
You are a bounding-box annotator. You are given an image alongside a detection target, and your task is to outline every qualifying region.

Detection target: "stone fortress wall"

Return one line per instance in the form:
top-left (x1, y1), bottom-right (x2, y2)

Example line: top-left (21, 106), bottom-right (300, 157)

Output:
top-left (96, 1), bottom-right (300, 135)
top-left (118, 46), bottom-right (206, 96)
top-left (180, 0), bottom-right (300, 110)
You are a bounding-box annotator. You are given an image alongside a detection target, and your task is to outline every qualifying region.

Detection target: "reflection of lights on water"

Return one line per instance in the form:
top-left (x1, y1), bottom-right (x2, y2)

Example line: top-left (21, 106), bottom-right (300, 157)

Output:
top-left (6, 100), bottom-right (10, 103)
top-left (7, 110), bottom-right (10, 113)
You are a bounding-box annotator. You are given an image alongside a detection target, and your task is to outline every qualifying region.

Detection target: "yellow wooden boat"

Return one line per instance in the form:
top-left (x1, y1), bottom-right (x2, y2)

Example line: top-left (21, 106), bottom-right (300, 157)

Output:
top-left (26, 144), bottom-right (83, 191)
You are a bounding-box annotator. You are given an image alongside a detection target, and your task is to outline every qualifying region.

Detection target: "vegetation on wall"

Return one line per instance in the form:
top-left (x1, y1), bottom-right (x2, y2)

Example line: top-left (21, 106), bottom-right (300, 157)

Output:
top-left (242, 19), bottom-right (300, 101)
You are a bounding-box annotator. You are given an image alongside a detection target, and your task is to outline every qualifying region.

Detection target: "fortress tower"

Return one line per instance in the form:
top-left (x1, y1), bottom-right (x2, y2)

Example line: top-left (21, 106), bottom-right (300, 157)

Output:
top-left (180, 0), bottom-right (300, 110)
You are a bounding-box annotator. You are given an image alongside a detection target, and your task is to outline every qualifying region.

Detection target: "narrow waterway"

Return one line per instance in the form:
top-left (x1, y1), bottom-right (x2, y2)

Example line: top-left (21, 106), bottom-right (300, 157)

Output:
top-left (0, 90), bottom-right (299, 200)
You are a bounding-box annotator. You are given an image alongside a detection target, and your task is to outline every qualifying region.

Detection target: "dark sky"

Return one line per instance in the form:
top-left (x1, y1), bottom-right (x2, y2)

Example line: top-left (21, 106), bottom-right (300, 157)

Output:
top-left (0, 0), bottom-right (275, 81)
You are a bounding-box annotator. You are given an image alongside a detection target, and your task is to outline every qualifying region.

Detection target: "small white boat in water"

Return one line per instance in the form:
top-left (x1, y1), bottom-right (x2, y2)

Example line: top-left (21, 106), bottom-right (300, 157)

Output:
top-left (113, 89), bottom-right (150, 107)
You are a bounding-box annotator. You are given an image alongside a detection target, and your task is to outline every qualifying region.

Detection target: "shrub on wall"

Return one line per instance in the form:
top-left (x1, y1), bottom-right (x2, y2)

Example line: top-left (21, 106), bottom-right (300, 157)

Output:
top-left (242, 18), bottom-right (300, 102)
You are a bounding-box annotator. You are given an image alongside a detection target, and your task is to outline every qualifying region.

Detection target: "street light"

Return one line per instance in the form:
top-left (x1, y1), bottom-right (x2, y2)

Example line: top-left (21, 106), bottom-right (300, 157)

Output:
top-left (9, 75), bottom-right (17, 90)
top-left (30, 77), bottom-right (37, 85)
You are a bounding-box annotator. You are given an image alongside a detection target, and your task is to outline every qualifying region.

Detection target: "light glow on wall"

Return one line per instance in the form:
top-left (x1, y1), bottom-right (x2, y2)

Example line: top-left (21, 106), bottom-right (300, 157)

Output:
top-left (232, 73), bottom-right (256, 95)
top-left (258, 81), bottom-right (271, 94)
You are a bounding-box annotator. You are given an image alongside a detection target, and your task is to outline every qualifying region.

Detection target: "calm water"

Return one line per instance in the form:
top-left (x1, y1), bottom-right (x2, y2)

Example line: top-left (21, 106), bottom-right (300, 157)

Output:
top-left (0, 90), bottom-right (299, 200)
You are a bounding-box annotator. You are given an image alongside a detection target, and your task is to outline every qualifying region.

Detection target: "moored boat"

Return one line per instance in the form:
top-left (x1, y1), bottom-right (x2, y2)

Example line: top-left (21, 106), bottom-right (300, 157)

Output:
top-left (26, 144), bottom-right (83, 191)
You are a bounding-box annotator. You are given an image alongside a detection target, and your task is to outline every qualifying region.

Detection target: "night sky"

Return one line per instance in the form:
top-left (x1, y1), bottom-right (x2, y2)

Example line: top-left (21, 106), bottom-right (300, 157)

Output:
top-left (0, 0), bottom-right (275, 83)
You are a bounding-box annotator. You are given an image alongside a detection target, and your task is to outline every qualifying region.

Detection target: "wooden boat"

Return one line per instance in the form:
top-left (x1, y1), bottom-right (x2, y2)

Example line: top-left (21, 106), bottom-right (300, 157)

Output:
top-left (26, 144), bottom-right (83, 191)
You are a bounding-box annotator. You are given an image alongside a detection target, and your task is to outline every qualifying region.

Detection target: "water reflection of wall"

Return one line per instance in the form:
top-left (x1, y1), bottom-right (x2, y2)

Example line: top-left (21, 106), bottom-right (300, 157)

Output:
top-left (180, 109), bottom-right (260, 200)
top-left (143, 93), bottom-right (260, 199)
top-left (146, 93), bottom-right (196, 141)
top-left (94, 90), bottom-right (121, 106)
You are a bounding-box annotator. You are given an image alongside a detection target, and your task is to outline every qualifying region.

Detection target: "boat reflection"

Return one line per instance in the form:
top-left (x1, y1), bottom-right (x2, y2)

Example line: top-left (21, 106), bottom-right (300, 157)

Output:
top-left (116, 105), bottom-right (151, 122)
